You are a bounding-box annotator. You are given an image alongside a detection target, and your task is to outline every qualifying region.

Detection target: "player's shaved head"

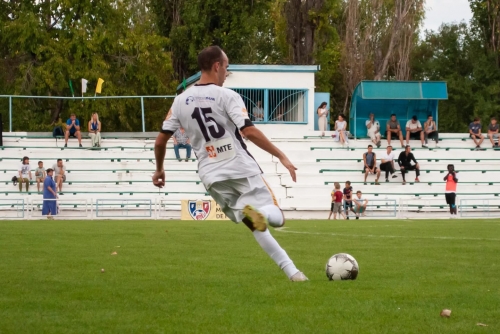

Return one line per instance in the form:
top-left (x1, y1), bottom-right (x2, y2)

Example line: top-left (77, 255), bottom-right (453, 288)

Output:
top-left (198, 46), bottom-right (224, 72)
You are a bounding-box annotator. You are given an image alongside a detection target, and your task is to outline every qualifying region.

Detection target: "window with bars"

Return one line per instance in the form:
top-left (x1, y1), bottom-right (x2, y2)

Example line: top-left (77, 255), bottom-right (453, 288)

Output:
top-left (230, 88), bottom-right (307, 123)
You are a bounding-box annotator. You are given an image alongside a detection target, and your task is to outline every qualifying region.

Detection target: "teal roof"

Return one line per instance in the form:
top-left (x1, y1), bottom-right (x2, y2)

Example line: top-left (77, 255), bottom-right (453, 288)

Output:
top-left (349, 80), bottom-right (448, 138)
top-left (176, 65), bottom-right (320, 92)
top-left (357, 81), bottom-right (448, 100)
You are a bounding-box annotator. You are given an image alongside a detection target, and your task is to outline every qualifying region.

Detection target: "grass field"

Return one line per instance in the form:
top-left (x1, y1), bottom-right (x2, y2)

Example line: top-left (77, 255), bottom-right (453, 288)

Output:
top-left (0, 219), bottom-right (499, 333)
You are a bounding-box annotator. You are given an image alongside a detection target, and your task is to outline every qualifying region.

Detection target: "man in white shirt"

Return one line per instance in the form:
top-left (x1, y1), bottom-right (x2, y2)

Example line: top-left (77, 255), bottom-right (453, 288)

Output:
top-left (379, 146), bottom-right (398, 182)
top-left (406, 115), bottom-right (426, 147)
top-left (365, 113), bottom-right (381, 147)
top-left (153, 46), bottom-right (307, 282)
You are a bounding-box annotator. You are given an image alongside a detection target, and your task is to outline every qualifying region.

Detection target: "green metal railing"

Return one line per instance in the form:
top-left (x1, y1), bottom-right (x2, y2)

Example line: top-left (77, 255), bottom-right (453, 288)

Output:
top-left (0, 95), bottom-right (176, 132)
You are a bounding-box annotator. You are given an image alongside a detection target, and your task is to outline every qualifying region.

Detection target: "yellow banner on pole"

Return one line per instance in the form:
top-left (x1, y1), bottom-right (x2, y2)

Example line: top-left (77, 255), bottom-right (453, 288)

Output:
top-left (181, 199), bottom-right (229, 221)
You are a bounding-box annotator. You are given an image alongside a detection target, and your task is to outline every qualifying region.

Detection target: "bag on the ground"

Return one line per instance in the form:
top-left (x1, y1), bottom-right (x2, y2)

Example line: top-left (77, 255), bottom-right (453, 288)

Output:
top-left (53, 126), bottom-right (64, 137)
top-left (11, 176), bottom-right (18, 186)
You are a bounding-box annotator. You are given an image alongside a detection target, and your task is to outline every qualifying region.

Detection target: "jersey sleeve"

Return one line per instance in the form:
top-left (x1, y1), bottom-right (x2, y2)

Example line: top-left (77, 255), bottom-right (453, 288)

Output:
top-left (225, 91), bottom-right (253, 130)
top-left (161, 98), bottom-right (181, 135)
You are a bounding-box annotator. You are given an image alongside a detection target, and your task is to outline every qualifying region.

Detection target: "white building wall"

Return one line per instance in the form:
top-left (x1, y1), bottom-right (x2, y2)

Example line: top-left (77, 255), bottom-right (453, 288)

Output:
top-left (223, 71), bottom-right (316, 131)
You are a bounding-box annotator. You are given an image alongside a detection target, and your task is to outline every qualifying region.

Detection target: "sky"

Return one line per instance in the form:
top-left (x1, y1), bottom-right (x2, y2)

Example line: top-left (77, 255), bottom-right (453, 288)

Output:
top-left (422, 0), bottom-right (473, 32)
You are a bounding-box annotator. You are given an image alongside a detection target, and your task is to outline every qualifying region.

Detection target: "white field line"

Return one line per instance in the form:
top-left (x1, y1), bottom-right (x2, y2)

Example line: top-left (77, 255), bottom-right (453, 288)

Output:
top-left (275, 229), bottom-right (500, 242)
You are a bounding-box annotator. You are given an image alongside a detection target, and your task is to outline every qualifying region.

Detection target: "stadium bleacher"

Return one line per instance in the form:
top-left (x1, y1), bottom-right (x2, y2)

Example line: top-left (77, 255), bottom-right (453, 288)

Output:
top-left (1, 129), bottom-right (499, 219)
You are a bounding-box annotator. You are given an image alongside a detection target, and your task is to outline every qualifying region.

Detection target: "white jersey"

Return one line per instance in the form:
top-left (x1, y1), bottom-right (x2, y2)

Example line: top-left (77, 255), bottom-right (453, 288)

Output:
top-left (161, 84), bottom-right (261, 188)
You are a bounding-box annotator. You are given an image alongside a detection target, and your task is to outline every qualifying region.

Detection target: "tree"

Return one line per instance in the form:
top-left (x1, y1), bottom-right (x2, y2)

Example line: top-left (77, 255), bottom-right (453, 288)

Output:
top-left (0, 0), bottom-right (175, 132)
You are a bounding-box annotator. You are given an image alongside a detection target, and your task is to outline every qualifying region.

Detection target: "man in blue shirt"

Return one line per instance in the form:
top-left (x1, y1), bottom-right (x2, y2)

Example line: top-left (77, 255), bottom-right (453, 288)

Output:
top-left (469, 117), bottom-right (484, 150)
top-left (42, 168), bottom-right (58, 219)
top-left (64, 113), bottom-right (83, 147)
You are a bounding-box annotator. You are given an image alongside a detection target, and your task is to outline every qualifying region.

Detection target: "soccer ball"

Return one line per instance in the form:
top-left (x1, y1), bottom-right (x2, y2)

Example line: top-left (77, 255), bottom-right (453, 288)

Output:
top-left (325, 253), bottom-right (359, 281)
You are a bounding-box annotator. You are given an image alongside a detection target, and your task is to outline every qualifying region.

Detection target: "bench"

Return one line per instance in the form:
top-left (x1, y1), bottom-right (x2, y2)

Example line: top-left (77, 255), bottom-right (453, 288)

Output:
top-left (1, 168), bottom-right (198, 174)
top-left (1, 190), bottom-right (209, 196)
top-left (0, 157), bottom-right (196, 163)
top-left (319, 169), bottom-right (498, 174)
top-left (0, 146), bottom-right (154, 151)
top-left (310, 146), bottom-right (499, 152)
top-left (317, 158), bottom-right (500, 163)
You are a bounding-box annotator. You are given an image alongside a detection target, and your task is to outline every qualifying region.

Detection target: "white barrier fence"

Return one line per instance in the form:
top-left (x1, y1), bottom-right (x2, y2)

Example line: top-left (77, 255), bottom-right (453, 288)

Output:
top-left (459, 198), bottom-right (500, 218)
top-left (1, 197), bottom-right (500, 220)
top-left (95, 199), bottom-right (153, 218)
top-left (0, 198), bottom-right (25, 219)
top-left (29, 198), bottom-right (92, 219)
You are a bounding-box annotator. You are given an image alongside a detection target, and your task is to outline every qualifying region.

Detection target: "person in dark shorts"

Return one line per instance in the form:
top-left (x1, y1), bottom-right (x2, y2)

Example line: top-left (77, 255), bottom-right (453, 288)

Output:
top-left (328, 182), bottom-right (345, 220)
top-left (444, 164), bottom-right (459, 218)
top-left (363, 145), bottom-right (381, 185)
top-left (343, 181), bottom-right (356, 219)
top-left (487, 117), bottom-right (499, 148)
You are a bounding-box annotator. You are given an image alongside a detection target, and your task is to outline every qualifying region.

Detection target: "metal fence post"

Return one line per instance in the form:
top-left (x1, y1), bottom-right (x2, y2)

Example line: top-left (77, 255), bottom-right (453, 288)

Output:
top-left (141, 97), bottom-right (145, 132)
top-left (9, 96), bottom-right (12, 132)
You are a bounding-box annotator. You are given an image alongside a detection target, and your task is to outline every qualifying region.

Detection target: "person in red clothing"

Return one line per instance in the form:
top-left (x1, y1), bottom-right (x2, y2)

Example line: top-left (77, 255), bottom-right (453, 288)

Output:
top-left (444, 164), bottom-right (459, 218)
top-left (328, 182), bottom-right (346, 220)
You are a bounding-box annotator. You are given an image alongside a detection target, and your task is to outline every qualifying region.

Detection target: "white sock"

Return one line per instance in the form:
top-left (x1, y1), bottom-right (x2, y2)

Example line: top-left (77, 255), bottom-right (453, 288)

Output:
top-left (258, 204), bottom-right (284, 227)
top-left (253, 229), bottom-right (299, 278)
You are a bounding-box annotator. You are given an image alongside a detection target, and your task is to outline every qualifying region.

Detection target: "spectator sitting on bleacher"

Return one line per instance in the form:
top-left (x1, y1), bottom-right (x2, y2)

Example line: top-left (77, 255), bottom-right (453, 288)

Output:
top-left (253, 101), bottom-right (264, 122)
top-left (363, 145), bottom-right (381, 185)
top-left (487, 117), bottom-right (499, 148)
top-left (366, 113), bottom-right (381, 147)
top-left (35, 161), bottom-right (46, 193)
top-left (64, 113), bottom-right (83, 148)
top-left (333, 114), bottom-right (349, 147)
top-left (469, 117), bottom-right (485, 150)
top-left (18, 156), bottom-right (32, 192)
top-left (52, 159), bottom-right (66, 192)
top-left (386, 114), bottom-right (404, 148)
top-left (88, 112), bottom-right (102, 148)
top-left (379, 146), bottom-right (398, 182)
top-left (424, 115), bottom-right (439, 147)
top-left (406, 115), bottom-right (426, 147)
top-left (173, 128), bottom-right (192, 162)
top-left (398, 145), bottom-right (420, 185)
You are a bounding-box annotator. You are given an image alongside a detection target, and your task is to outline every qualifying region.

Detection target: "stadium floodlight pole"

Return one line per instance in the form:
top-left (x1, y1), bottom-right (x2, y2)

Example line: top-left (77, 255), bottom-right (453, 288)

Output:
top-left (141, 97), bottom-right (145, 132)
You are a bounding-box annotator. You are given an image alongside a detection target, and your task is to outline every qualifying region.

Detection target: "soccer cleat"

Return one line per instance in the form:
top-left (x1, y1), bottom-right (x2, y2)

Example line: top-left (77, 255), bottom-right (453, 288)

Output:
top-left (242, 205), bottom-right (268, 232)
top-left (290, 271), bottom-right (309, 282)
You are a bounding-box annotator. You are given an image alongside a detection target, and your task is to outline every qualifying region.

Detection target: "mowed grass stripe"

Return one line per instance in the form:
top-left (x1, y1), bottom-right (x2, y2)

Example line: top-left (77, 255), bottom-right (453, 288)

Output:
top-left (0, 220), bottom-right (498, 333)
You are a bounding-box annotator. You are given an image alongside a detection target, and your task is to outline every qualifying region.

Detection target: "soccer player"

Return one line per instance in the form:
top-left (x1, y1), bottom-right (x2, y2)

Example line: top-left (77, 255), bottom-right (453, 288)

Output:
top-left (444, 164), bottom-right (459, 218)
top-left (153, 46), bottom-right (307, 282)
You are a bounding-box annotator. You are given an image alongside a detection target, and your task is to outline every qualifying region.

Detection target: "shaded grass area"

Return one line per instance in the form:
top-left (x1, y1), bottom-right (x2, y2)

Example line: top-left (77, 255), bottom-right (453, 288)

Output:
top-left (0, 219), bottom-right (499, 333)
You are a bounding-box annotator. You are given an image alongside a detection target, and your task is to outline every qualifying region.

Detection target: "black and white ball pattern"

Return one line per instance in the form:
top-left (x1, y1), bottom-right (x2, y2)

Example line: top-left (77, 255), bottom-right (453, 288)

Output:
top-left (325, 253), bottom-right (359, 281)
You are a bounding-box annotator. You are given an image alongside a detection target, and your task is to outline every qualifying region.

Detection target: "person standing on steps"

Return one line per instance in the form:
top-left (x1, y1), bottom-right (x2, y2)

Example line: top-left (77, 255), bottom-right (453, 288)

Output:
top-left (317, 102), bottom-right (328, 137)
top-left (444, 164), bottom-right (459, 218)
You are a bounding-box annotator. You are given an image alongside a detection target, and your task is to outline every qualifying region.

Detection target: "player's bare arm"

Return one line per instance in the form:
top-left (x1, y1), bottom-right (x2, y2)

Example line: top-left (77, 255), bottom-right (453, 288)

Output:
top-left (242, 126), bottom-right (297, 182)
top-left (153, 132), bottom-right (172, 188)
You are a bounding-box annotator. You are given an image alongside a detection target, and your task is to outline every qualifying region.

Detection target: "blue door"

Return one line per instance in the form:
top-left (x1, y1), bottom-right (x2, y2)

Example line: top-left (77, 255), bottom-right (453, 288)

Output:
top-left (314, 93), bottom-right (330, 131)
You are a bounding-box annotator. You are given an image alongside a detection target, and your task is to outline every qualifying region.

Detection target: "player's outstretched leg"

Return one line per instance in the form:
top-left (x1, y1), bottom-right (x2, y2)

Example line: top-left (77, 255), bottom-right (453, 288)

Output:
top-left (243, 205), bottom-right (308, 282)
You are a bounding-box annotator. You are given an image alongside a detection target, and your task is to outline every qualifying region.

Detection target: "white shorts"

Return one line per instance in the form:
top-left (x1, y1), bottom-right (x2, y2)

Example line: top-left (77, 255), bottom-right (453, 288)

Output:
top-left (368, 131), bottom-right (381, 141)
top-left (207, 174), bottom-right (277, 223)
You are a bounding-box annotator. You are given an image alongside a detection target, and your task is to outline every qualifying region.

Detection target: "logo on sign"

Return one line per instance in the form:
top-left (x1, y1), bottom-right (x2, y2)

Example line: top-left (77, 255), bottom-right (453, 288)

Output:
top-left (206, 145), bottom-right (217, 158)
top-left (188, 200), bottom-right (211, 220)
